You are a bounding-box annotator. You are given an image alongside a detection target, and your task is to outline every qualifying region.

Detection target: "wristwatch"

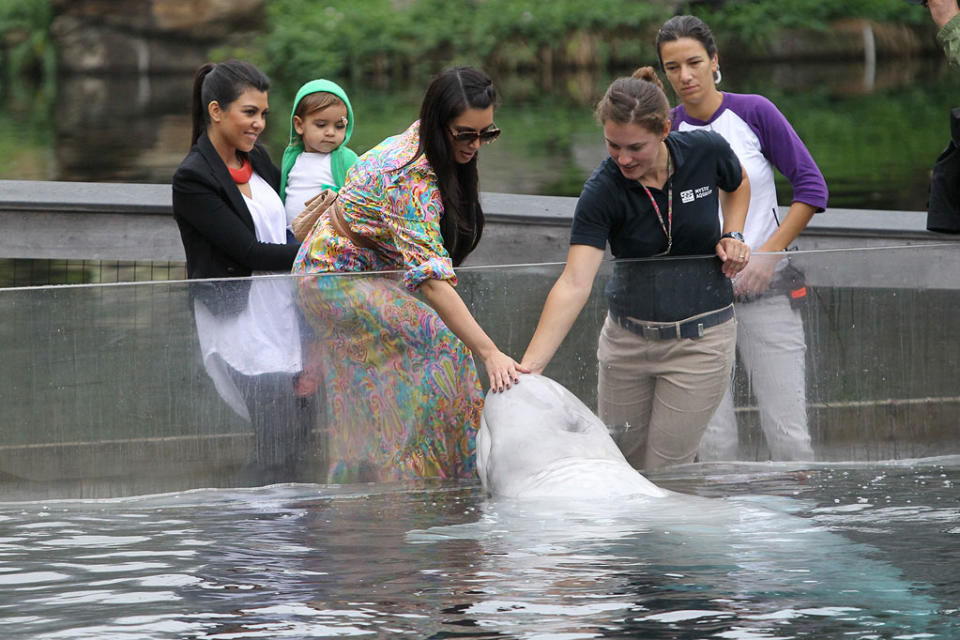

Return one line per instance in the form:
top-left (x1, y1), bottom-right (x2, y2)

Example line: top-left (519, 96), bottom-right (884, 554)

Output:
top-left (721, 231), bottom-right (745, 242)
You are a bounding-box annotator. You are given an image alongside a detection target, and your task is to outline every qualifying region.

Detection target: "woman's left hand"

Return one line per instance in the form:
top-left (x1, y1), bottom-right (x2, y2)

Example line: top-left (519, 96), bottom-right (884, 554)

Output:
top-left (732, 252), bottom-right (778, 298)
top-left (716, 236), bottom-right (750, 279)
top-left (482, 349), bottom-right (529, 394)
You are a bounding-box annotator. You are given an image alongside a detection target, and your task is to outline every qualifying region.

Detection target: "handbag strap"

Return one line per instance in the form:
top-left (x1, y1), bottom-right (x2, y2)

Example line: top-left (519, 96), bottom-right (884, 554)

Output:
top-left (328, 201), bottom-right (384, 255)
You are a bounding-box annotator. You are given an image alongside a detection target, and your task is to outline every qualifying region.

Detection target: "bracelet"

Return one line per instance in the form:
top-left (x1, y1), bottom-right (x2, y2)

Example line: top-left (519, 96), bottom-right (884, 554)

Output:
top-left (721, 231), bottom-right (745, 242)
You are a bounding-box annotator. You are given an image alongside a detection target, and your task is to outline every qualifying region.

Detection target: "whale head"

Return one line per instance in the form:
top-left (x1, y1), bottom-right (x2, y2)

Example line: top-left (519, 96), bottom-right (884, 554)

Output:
top-left (477, 375), bottom-right (667, 499)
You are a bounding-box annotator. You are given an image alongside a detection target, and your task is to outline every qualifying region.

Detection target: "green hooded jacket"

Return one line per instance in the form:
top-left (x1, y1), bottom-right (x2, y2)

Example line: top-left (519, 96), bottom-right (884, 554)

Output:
top-left (279, 79), bottom-right (358, 201)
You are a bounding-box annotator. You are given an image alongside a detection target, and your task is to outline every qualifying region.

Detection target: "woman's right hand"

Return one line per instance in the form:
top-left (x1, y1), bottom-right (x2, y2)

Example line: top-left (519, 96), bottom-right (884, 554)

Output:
top-left (482, 349), bottom-right (529, 394)
top-left (716, 236), bottom-right (750, 278)
top-left (519, 359), bottom-right (545, 376)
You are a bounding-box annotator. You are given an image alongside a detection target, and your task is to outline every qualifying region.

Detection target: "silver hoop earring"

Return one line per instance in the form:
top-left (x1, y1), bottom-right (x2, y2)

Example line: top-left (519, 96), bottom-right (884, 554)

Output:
top-left (713, 69), bottom-right (722, 85)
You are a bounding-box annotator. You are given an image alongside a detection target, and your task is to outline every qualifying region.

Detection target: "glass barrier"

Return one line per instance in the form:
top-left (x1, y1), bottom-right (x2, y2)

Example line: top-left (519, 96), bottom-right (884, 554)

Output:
top-left (1, 244), bottom-right (958, 499)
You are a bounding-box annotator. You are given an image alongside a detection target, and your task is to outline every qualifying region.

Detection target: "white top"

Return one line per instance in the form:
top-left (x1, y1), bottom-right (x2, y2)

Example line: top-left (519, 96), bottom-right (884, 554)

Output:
top-left (284, 152), bottom-right (334, 226)
top-left (193, 171), bottom-right (303, 419)
top-left (672, 93), bottom-right (828, 249)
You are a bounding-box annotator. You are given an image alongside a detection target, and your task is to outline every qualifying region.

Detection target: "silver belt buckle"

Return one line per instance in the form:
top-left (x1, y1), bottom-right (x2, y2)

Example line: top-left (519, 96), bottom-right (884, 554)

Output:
top-left (641, 325), bottom-right (660, 340)
top-left (696, 322), bottom-right (705, 338)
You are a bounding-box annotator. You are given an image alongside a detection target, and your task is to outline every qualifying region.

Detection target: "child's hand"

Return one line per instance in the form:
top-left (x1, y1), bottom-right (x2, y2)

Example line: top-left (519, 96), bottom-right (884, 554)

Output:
top-left (292, 190), bottom-right (338, 242)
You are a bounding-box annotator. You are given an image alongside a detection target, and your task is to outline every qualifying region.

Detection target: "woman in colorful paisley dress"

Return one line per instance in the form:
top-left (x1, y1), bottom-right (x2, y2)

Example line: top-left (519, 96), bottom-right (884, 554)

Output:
top-left (293, 66), bottom-right (524, 483)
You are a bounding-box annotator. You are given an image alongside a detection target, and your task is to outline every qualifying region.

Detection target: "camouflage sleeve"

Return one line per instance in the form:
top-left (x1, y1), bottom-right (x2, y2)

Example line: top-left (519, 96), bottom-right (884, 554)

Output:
top-left (936, 13), bottom-right (960, 67)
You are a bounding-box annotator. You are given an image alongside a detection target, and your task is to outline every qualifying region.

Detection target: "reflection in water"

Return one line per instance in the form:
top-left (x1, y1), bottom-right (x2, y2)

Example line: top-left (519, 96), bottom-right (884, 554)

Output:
top-left (410, 491), bottom-right (941, 638)
top-left (0, 58), bottom-right (954, 208)
top-left (53, 74), bottom-right (192, 183)
top-left (0, 462), bottom-right (956, 639)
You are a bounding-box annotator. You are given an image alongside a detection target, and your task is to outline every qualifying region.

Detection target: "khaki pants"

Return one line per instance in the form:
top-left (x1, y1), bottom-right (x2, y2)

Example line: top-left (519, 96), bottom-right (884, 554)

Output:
top-left (597, 309), bottom-right (737, 471)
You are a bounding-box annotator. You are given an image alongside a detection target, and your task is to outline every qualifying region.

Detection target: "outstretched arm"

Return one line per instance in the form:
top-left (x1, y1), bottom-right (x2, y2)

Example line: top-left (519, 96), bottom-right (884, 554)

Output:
top-left (521, 244), bottom-right (605, 374)
top-left (419, 278), bottom-right (528, 393)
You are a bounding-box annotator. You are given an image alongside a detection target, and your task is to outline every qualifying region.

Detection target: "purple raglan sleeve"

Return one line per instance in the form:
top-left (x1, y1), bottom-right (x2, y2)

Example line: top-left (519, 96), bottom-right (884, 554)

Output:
top-left (669, 105), bottom-right (686, 130)
top-left (732, 94), bottom-right (829, 211)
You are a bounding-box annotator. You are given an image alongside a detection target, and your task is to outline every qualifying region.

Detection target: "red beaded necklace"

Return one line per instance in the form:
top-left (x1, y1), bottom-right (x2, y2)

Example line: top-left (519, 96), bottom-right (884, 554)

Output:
top-left (228, 157), bottom-right (253, 184)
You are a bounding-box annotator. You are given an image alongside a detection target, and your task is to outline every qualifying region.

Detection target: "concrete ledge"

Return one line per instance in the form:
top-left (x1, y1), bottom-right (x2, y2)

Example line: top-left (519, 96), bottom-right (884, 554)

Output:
top-left (0, 180), bottom-right (171, 215)
top-left (1, 180), bottom-right (957, 266)
top-left (0, 210), bottom-right (186, 262)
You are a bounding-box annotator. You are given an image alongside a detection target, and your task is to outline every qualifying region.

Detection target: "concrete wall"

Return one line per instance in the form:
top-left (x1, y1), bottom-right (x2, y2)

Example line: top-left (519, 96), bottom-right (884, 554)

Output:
top-left (1, 179), bottom-right (957, 266)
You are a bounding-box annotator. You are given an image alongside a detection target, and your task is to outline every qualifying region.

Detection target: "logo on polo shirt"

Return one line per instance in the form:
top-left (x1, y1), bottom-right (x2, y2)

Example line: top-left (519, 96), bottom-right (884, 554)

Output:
top-left (680, 186), bottom-right (713, 203)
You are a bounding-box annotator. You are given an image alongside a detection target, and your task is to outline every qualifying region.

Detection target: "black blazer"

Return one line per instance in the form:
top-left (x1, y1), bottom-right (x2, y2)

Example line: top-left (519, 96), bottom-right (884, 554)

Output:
top-left (172, 133), bottom-right (299, 279)
top-left (172, 133), bottom-right (300, 315)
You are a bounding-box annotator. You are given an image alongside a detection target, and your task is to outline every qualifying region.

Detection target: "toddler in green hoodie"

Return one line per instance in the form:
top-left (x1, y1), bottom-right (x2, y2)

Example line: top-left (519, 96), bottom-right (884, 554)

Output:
top-left (280, 79), bottom-right (358, 235)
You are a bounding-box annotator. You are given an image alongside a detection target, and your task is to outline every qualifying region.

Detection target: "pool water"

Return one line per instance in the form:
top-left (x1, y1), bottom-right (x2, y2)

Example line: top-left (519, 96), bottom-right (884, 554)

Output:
top-left (1, 458), bottom-right (957, 639)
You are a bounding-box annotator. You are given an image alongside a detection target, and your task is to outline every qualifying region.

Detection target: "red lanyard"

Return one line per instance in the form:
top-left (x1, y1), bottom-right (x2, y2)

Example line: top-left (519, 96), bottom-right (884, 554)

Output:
top-left (641, 151), bottom-right (673, 256)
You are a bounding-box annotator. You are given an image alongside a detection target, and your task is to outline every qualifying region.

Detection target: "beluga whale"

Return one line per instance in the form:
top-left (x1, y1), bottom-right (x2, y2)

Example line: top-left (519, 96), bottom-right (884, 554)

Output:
top-left (477, 374), bottom-right (667, 500)
top-left (408, 375), bottom-right (941, 636)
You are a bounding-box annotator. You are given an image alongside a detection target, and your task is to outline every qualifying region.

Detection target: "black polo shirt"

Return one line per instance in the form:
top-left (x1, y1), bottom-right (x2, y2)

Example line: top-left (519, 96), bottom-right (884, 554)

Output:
top-left (570, 129), bottom-right (742, 322)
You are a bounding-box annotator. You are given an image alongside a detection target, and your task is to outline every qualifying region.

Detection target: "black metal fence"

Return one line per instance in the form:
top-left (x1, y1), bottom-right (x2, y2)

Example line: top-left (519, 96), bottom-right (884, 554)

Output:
top-left (0, 259), bottom-right (186, 288)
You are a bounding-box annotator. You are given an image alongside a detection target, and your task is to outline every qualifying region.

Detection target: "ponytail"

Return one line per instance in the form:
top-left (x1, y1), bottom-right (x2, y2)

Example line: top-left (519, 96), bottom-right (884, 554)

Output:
top-left (190, 63), bottom-right (217, 146)
top-left (188, 60), bottom-right (271, 147)
top-left (595, 66), bottom-right (670, 134)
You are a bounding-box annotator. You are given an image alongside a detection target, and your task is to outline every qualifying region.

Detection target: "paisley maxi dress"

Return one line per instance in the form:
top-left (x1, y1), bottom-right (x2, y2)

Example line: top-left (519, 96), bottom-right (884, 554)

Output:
top-left (292, 121), bottom-right (483, 483)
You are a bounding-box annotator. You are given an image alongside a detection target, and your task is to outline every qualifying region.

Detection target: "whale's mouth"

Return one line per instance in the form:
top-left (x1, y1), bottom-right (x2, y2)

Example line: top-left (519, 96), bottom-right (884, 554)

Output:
top-left (508, 458), bottom-right (668, 500)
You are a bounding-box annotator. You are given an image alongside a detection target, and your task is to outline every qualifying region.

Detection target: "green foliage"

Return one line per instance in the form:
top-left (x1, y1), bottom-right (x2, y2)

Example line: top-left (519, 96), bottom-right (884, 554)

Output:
top-left (254, 0), bottom-right (937, 83)
top-left (0, 0), bottom-right (55, 79)
top-left (697, 0), bottom-right (929, 53)
top-left (770, 83), bottom-right (956, 209)
top-left (255, 0), bottom-right (672, 84)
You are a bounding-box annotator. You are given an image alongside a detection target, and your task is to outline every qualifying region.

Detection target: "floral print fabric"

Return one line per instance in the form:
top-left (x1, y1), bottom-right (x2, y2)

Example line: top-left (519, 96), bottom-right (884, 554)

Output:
top-left (293, 121), bottom-right (457, 291)
top-left (292, 121), bottom-right (482, 483)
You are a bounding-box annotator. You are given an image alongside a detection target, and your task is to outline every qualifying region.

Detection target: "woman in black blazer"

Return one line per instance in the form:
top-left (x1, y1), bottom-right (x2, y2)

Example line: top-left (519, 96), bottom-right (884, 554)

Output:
top-left (173, 61), bottom-right (299, 279)
top-left (172, 60), bottom-right (319, 484)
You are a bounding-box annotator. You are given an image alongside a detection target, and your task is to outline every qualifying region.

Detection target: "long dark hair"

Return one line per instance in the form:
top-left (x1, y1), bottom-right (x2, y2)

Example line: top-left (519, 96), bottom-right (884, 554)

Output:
top-left (595, 67), bottom-right (670, 134)
top-left (406, 66), bottom-right (497, 266)
top-left (655, 15), bottom-right (719, 68)
top-left (190, 60), bottom-right (271, 147)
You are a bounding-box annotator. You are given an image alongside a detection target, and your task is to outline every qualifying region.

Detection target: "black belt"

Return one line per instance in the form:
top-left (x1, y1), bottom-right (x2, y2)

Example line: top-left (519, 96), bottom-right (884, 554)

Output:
top-left (613, 305), bottom-right (734, 341)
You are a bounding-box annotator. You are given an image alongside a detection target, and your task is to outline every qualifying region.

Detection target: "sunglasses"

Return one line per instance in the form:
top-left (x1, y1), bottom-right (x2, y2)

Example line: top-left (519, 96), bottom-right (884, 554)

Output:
top-left (449, 126), bottom-right (501, 144)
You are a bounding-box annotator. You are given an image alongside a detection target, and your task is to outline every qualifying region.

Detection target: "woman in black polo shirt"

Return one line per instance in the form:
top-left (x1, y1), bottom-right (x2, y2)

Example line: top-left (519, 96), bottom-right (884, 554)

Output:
top-left (521, 67), bottom-right (751, 471)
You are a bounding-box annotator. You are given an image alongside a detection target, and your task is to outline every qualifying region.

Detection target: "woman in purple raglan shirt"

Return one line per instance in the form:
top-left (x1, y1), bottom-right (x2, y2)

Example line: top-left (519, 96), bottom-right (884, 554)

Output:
top-left (656, 15), bottom-right (829, 462)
